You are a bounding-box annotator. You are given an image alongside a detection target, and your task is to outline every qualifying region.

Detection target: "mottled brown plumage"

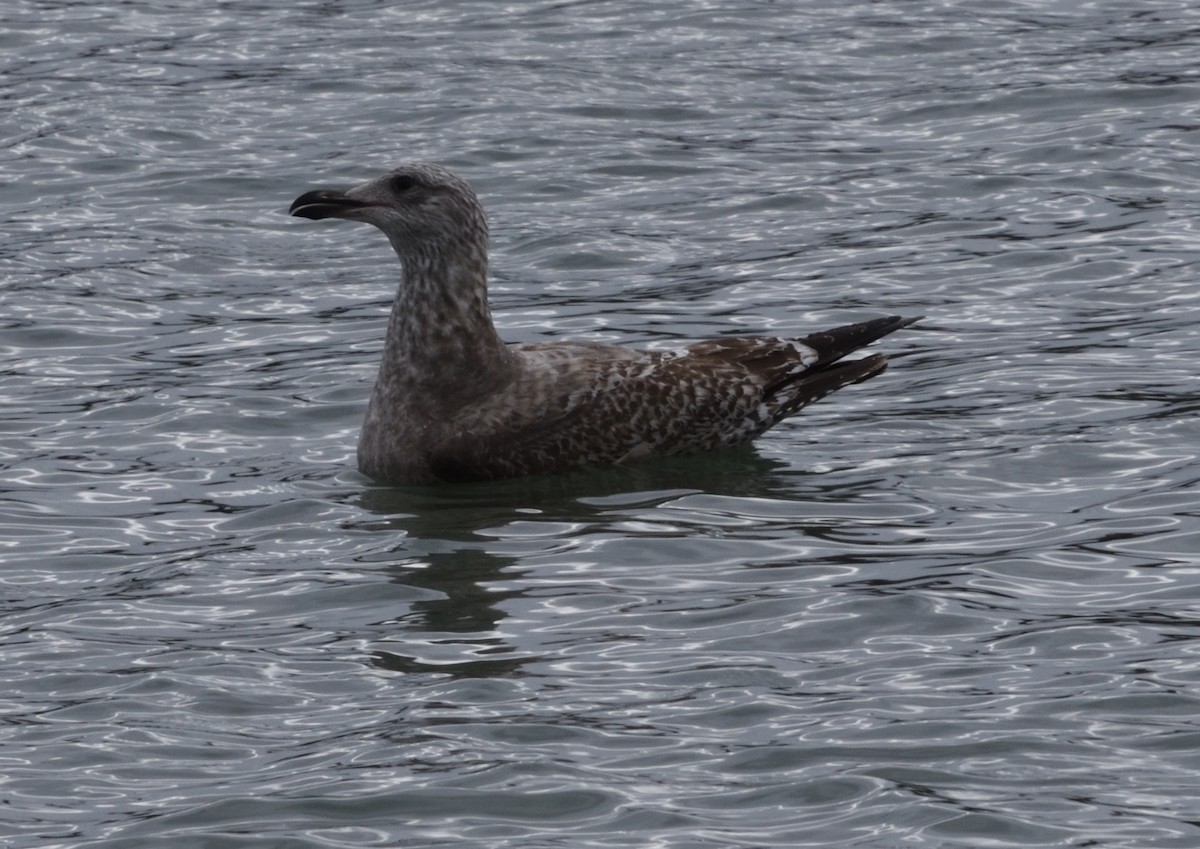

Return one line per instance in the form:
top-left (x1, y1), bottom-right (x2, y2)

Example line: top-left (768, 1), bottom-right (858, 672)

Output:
top-left (290, 163), bottom-right (919, 484)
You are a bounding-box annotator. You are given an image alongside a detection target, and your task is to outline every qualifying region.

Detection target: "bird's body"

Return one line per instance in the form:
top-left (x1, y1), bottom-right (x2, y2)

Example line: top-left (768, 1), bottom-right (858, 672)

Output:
top-left (290, 163), bottom-right (918, 485)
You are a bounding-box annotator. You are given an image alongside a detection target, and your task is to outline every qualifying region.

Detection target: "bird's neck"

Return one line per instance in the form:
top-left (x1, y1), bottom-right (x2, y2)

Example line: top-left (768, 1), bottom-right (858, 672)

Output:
top-left (376, 246), bottom-right (515, 407)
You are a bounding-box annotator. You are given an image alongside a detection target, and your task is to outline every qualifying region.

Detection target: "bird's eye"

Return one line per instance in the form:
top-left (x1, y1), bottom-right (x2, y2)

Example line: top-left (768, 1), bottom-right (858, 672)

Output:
top-left (390, 174), bottom-right (418, 193)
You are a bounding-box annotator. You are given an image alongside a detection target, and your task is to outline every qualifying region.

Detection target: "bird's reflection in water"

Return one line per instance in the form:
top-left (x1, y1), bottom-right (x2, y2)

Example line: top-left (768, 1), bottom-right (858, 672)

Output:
top-left (349, 447), bottom-right (810, 678)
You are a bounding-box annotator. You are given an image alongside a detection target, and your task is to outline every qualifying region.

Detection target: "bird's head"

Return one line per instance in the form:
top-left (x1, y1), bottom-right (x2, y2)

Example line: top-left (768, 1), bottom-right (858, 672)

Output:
top-left (290, 163), bottom-right (488, 261)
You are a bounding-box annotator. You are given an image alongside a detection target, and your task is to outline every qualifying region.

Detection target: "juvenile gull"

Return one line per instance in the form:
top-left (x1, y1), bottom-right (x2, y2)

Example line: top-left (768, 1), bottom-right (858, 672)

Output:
top-left (290, 163), bottom-right (919, 485)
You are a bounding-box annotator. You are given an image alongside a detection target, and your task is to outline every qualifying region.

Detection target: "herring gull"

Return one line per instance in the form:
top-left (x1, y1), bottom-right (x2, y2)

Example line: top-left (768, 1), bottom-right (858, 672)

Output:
top-left (290, 163), bottom-right (919, 484)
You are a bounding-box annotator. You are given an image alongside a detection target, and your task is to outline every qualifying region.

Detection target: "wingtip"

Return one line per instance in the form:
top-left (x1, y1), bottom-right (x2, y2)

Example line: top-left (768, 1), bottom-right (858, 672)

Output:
top-left (798, 314), bottom-right (922, 368)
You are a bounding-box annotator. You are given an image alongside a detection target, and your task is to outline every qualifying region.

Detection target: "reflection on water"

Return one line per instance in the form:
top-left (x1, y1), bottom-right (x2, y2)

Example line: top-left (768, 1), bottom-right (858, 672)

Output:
top-left (355, 451), bottom-right (811, 676)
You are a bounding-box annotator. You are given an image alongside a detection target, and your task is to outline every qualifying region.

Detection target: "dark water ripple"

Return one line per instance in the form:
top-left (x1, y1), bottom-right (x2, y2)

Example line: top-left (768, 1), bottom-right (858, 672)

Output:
top-left (4, 0), bottom-right (1200, 847)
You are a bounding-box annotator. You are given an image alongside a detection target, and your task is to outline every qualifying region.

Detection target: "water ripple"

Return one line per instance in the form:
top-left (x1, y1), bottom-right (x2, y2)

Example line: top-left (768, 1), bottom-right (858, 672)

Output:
top-left (4, 0), bottom-right (1200, 847)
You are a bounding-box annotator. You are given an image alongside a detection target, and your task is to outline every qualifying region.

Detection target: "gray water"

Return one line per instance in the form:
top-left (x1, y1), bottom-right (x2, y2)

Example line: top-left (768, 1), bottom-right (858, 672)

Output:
top-left (4, 1), bottom-right (1200, 847)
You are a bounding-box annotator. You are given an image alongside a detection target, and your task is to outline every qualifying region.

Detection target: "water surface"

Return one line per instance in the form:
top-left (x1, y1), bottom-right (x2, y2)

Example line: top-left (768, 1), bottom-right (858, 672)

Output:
top-left (3, 1), bottom-right (1200, 847)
